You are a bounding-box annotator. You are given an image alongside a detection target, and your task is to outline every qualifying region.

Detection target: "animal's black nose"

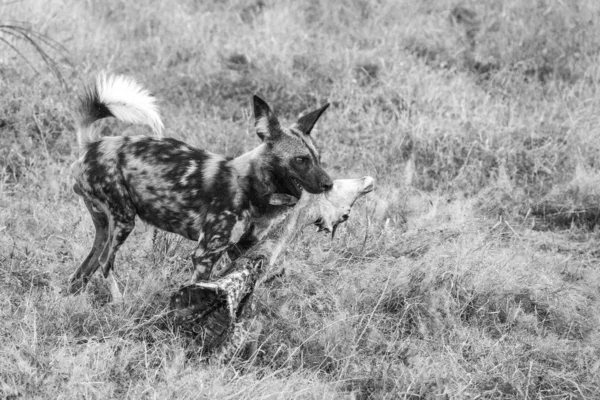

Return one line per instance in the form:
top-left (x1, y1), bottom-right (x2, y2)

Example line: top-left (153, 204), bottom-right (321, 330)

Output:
top-left (321, 181), bottom-right (333, 191)
top-left (340, 214), bottom-right (349, 222)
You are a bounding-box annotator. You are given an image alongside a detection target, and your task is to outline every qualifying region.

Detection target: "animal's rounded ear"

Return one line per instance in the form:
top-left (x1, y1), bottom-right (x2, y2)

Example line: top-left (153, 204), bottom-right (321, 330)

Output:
top-left (253, 95), bottom-right (281, 142)
top-left (295, 103), bottom-right (330, 136)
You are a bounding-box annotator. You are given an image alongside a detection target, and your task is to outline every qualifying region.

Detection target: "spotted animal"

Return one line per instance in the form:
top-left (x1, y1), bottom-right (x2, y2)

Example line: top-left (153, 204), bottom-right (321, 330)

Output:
top-left (69, 73), bottom-right (333, 299)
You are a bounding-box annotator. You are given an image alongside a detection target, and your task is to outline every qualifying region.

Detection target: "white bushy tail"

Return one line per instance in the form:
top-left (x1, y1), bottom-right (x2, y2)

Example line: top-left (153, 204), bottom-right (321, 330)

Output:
top-left (76, 73), bottom-right (164, 151)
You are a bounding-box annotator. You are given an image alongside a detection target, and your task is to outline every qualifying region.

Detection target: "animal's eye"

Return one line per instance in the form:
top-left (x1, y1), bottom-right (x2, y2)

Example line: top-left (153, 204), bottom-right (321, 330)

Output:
top-left (296, 157), bottom-right (308, 164)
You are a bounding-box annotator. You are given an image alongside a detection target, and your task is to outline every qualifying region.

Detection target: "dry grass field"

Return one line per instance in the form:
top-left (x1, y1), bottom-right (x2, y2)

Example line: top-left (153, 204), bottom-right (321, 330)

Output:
top-left (2, 0), bottom-right (600, 398)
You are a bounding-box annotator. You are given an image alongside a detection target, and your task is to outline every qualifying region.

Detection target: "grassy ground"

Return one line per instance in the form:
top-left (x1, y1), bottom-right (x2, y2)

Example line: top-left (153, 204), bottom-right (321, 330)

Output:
top-left (2, 0), bottom-right (600, 398)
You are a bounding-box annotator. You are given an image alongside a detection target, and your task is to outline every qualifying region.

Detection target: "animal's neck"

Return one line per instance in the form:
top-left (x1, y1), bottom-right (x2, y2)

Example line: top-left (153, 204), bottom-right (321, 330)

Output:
top-left (230, 144), bottom-right (266, 171)
top-left (230, 144), bottom-right (275, 209)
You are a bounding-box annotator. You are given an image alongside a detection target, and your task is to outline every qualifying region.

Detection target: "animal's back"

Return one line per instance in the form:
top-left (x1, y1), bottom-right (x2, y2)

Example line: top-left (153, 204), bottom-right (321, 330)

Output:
top-left (73, 135), bottom-right (241, 241)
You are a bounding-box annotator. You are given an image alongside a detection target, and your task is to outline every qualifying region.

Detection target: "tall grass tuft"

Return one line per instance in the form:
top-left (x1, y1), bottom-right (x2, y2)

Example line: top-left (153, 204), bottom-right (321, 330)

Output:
top-left (0, 21), bottom-right (68, 86)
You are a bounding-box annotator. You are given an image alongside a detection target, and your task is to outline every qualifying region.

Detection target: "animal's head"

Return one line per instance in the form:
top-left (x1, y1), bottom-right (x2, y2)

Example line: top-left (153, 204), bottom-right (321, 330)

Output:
top-left (301, 176), bottom-right (375, 237)
top-left (253, 95), bottom-right (333, 198)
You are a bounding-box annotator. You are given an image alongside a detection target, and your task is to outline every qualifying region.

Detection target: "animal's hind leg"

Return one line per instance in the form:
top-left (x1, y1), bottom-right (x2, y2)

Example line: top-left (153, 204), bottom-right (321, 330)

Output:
top-left (98, 215), bottom-right (136, 301)
top-left (69, 198), bottom-right (110, 294)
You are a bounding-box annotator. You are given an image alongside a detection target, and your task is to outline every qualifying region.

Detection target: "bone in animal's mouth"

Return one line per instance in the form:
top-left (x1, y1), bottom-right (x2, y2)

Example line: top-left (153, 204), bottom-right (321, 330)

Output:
top-left (292, 178), bottom-right (302, 191)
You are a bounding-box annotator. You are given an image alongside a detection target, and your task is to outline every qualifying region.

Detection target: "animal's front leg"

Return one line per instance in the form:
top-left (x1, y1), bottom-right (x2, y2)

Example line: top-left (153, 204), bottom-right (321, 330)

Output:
top-left (190, 228), bottom-right (230, 281)
top-left (210, 252), bottom-right (233, 280)
top-left (191, 247), bottom-right (227, 282)
top-left (190, 210), bottom-right (250, 282)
